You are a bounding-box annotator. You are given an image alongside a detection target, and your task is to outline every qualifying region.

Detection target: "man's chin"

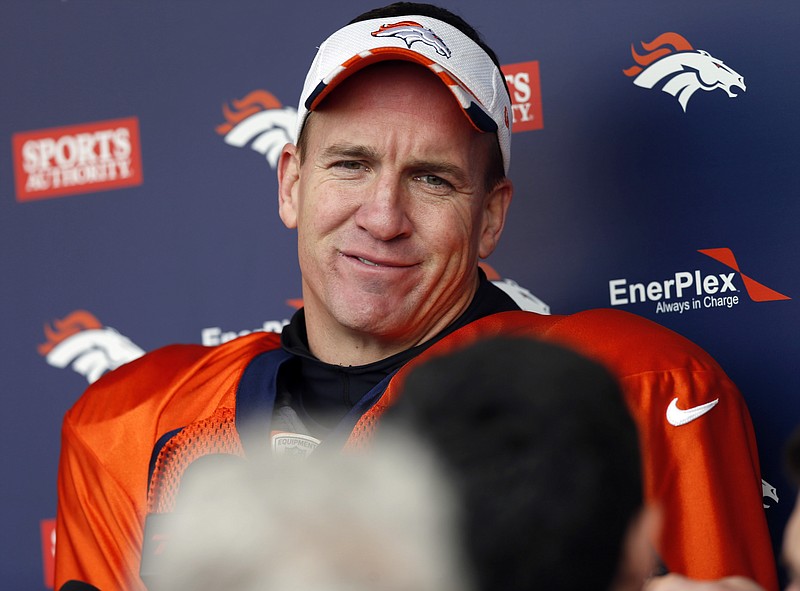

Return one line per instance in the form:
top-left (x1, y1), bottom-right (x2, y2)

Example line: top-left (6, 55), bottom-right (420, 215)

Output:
top-left (338, 306), bottom-right (407, 335)
top-left (328, 294), bottom-right (413, 332)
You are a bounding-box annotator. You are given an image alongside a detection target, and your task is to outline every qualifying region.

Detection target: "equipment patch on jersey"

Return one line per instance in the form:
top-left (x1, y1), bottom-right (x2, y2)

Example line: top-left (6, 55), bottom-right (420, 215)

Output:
top-left (271, 432), bottom-right (320, 457)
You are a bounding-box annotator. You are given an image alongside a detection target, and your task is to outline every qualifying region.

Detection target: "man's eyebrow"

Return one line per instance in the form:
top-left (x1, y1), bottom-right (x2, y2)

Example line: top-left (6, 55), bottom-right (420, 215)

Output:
top-left (320, 143), bottom-right (380, 161)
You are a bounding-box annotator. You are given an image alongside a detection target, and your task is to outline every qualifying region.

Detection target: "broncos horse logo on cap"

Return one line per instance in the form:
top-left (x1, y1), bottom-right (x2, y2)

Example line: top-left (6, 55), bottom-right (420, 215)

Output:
top-left (372, 21), bottom-right (451, 58)
top-left (624, 32), bottom-right (745, 112)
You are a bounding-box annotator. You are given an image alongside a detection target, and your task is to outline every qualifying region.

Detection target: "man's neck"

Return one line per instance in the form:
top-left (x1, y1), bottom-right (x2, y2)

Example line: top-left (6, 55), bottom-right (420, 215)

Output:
top-left (304, 301), bottom-right (471, 367)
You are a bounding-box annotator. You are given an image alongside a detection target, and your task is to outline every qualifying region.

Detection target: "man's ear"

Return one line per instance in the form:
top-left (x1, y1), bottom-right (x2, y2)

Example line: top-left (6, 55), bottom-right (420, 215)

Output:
top-left (478, 178), bottom-right (513, 259)
top-left (277, 143), bottom-right (300, 229)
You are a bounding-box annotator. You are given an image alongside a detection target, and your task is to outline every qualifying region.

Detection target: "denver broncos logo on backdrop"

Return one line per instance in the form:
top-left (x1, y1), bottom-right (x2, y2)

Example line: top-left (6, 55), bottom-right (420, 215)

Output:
top-left (216, 89), bottom-right (297, 169)
top-left (762, 479), bottom-right (779, 509)
top-left (39, 310), bottom-right (144, 384)
top-left (623, 32), bottom-right (745, 112)
top-left (479, 263), bottom-right (550, 315)
top-left (371, 21), bottom-right (451, 58)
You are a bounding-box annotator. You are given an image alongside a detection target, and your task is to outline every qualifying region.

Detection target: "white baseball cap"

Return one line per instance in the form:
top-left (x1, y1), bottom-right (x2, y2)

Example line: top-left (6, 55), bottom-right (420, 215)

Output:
top-left (296, 15), bottom-right (512, 174)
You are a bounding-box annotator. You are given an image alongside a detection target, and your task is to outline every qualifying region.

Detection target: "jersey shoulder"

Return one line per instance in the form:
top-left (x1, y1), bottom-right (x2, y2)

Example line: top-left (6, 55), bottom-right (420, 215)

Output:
top-left (486, 308), bottom-right (724, 380)
top-left (65, 331), bottom-right (282, 427)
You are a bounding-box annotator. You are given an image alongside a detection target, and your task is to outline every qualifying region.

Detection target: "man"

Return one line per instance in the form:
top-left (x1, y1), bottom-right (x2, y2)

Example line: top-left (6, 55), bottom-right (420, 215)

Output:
top-left (54, 3), bottom-right (778, 590)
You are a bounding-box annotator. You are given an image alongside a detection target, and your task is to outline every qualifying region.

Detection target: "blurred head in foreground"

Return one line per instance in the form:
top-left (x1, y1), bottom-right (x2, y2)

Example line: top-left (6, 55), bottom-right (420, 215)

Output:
top-left (783, 426), bottom-right (800, 591)
top-left (382, 335), bottom-right (659, 591)
top-left (151, 429), bottom-right (472, 591)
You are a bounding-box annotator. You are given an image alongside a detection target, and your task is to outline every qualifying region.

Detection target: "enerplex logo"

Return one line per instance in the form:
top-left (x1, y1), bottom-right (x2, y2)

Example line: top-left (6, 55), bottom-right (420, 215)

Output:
top-left (501, 61), bottom-right (543, 132)
top-left (623, 33), bottom-right (745, 111)
top-left (12, 117), bottom-right (143, 201)
top-left (609, 248), bottom-right (790, 315)
top-left (201, 298), bottom-right (302, 346)
top-left (216, 89), bottom-right (297, 169)
top-left (39, 310), bottom-right (145, 384)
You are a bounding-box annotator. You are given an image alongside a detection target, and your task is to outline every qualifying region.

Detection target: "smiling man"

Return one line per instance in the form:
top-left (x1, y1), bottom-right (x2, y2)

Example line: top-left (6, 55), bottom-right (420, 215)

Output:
top-left (277, 60), bottom-right (510, 365)
top-left (54, 3), bottom-right (777, 591)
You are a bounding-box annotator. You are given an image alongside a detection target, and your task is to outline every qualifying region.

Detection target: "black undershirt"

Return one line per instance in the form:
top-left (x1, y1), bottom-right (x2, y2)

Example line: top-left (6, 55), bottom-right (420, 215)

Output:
top-left (278, 270), bottom-right (520, 437)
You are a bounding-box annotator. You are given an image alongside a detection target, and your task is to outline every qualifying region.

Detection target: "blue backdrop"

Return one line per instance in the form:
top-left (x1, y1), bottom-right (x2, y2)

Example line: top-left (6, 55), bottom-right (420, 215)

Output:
top-left (2, 1), bottom-right (797, 587)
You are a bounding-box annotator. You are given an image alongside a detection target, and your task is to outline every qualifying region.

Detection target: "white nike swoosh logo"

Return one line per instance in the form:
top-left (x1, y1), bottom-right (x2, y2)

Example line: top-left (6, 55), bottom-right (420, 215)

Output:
top-left (666, 397), bottom-right (719, 426)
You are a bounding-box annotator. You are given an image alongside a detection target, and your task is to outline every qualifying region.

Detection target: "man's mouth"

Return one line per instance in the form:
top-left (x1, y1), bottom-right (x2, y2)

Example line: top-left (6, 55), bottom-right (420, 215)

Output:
top-left (357, 257), bottom-right (381, 267)
top-left (343, 250), bottom-right (415, 269)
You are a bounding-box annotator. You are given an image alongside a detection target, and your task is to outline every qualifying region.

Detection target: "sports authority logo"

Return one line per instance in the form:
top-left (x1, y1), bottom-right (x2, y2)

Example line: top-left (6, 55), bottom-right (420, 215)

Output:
top-left (12, 117), bottom-right (143, 202)
top-left (372, 21), bottom-right (451, 57)
top-left (501, 61), bottom-right (544, 132)
top-left (609, 248), bottom-right (789, 314)
top-left (39, 310), bottom-right (145, 384)
top-left (216, 90), bottom-right (297, 169)
top-left (623, 32), bottom-right (745, 111)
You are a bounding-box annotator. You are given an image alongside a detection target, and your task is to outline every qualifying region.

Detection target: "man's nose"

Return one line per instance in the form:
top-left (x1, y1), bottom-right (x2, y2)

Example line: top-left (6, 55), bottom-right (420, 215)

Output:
top-left (353, 175), bottom-right (413, 241)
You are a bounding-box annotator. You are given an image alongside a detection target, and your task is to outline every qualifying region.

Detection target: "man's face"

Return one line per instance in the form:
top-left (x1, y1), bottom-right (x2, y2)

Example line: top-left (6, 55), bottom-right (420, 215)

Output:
top-left (785, 493), bottom-right (800, 590)
top-left (278, 62), bottom-right (511, 364)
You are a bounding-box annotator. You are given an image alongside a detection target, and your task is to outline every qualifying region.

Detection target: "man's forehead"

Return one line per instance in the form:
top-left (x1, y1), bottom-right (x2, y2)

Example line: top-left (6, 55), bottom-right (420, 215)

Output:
top-left (304, 63), bottom-right (482, 142)
top-left (315, 61), bottom-right (465, 112)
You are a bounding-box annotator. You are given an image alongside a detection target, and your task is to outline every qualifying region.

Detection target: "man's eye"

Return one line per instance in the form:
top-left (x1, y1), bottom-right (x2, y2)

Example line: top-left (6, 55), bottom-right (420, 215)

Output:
top-left (418, 174), bottom-right (448, 187)
top-left (336, 161), bottom-right (364, 171)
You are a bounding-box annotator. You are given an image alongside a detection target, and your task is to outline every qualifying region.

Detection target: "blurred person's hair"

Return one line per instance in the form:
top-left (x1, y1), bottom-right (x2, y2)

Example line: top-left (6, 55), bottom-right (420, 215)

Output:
top-left (150, 427), bottom-right (473, 591)
top-left (381, 336), bottom-right (647, 591)
top-left (787, 424), bottom-right (800, 486)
